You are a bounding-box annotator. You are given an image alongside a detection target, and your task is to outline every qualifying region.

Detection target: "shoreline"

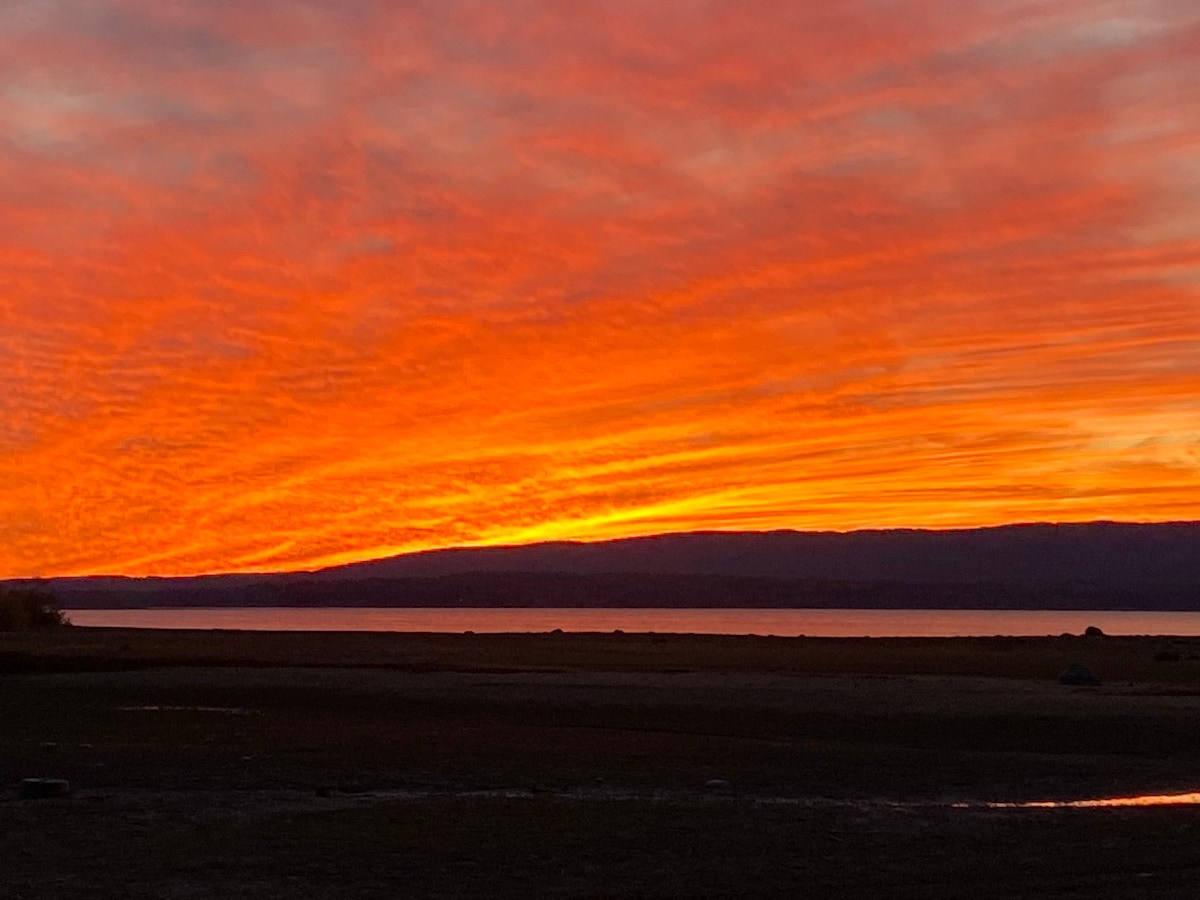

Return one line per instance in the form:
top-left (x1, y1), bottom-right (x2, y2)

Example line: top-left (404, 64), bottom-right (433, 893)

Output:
top-left (4, 627), bottom-right (1200, 681)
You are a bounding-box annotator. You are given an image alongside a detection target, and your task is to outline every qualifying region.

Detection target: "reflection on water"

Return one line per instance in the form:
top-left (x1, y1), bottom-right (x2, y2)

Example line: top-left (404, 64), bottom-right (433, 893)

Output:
top-left (985, 792), bottom-right (1200, 809)
top-left (116, 705), bottom-right (256, 716)
top-left (64, 607), bottom-right (1200, 637)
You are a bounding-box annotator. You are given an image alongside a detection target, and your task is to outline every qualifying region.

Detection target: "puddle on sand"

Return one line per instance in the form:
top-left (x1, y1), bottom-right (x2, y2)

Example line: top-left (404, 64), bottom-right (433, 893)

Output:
top-left (978, 792), bottom-right (1200, 809)
top-left (116, 705), bottom-right (257, 716)
top-left (336, 788), bottom-right (1200, 810)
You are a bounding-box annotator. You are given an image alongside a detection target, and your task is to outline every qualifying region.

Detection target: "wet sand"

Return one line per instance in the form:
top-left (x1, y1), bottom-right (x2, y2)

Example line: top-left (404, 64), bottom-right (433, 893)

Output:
top-left (3, 628), bottom-right (1200, 898)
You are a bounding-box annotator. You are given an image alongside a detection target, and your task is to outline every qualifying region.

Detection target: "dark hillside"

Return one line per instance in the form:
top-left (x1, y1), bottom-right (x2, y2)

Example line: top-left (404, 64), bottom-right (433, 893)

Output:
top-left (11, 522), bottom-right (1197, 610)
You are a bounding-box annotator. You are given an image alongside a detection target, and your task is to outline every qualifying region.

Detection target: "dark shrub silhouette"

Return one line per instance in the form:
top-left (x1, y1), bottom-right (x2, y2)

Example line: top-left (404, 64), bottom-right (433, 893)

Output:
top-left (0, 587), bottom-right (66, 631)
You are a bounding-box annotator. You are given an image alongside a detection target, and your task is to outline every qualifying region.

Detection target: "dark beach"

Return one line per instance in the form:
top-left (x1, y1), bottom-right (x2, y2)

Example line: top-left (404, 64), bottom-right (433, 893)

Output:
top-left (4, 627), bottom-right (1200, 898)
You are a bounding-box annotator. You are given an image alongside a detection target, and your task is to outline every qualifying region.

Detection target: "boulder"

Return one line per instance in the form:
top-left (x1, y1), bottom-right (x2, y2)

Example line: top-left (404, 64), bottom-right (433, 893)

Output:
top-left (1058, 663), bottom-right (1100, 686)
top-left (1084, 626), bottom-right (1105, 637)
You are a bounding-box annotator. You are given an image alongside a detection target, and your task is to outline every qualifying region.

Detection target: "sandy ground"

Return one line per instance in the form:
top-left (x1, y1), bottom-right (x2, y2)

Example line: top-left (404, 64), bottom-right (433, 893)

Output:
top-left (3, 629), bottom-right (1200, 898)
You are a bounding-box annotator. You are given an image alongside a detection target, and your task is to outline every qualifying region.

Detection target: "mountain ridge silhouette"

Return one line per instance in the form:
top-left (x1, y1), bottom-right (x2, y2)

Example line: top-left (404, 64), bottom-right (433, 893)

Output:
top-left (12, 522), bottom-right (1198, 609)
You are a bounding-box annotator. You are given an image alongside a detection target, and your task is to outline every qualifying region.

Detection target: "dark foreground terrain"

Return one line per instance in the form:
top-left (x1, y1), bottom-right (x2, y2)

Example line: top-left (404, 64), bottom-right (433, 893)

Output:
top-left (4, 628), bottom-right (1200, 898)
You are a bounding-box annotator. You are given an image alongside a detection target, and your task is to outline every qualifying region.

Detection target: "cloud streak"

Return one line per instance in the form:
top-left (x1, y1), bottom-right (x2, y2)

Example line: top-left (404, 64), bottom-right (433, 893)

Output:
top-left (1, 0), bottom-right (1197, 575)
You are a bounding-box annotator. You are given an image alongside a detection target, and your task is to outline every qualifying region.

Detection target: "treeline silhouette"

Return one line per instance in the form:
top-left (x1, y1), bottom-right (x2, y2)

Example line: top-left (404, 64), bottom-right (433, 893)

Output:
top-left (0, 587), bottom-right (65, 629)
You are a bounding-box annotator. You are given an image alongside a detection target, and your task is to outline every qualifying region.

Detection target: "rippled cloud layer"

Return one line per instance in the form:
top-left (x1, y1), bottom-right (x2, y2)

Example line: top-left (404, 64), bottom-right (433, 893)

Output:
top-left (2, 0), bottom-right (1198, 575)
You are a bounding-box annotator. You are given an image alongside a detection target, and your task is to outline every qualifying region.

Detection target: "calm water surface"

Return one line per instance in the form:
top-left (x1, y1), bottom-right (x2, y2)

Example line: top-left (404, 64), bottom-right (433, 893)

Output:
top-left (64, 607), bottom-right (1200, 637)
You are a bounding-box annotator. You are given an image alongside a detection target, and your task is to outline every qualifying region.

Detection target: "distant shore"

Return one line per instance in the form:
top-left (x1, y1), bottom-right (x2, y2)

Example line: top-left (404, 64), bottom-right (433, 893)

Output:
top-left (56, 605), bottom-right (1200, 640)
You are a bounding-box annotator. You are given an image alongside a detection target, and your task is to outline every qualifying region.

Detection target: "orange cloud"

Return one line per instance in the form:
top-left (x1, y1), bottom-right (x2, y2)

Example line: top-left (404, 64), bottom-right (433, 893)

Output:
top-left (1, 0), bottom-right (1197, 576)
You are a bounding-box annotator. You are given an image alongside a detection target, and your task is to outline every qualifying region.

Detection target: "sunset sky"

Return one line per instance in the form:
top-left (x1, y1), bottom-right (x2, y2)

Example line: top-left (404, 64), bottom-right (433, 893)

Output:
top-left (2, 0), bottom-right (1198, 577)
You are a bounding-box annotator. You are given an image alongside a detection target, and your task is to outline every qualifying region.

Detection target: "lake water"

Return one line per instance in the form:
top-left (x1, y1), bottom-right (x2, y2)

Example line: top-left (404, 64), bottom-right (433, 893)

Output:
top-left (63, 607), bottom-right (1200, 637)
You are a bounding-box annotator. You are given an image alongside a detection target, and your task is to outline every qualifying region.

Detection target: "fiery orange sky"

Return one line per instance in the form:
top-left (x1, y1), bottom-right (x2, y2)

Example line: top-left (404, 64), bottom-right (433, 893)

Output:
top-left (2, 1), bottom-right (1198, 577)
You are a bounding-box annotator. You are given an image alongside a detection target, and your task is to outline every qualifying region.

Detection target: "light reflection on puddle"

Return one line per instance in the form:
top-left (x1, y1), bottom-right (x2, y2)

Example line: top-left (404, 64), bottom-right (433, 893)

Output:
top-left (963, 792), bottom-right (1200, 809)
